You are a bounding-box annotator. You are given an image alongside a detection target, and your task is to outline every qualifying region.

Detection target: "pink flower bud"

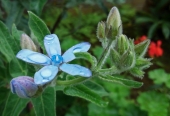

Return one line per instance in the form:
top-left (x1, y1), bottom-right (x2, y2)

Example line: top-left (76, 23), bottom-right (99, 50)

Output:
top-left (10, 76), bottom-right (38, 98)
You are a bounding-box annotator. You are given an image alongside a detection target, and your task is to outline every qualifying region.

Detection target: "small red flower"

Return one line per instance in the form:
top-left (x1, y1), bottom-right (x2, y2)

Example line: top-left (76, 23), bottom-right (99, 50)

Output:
top-left (134, 35), bottom-right (147, 44)
top-left (135, 35), bottom-right (163, 58)
top-left (148, 40), bottom-right (163, 58)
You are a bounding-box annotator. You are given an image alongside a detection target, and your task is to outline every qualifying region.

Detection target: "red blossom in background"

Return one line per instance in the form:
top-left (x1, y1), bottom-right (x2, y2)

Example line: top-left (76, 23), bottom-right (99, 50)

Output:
top-left (134, 35), bottom-right (163, 58)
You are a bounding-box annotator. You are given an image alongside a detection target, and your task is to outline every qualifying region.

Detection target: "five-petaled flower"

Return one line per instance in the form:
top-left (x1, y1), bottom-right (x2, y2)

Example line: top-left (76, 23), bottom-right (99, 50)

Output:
top-left (10, 76), bottom-right (38, 98)
top-left (16, 34), bottom-right (92, 85)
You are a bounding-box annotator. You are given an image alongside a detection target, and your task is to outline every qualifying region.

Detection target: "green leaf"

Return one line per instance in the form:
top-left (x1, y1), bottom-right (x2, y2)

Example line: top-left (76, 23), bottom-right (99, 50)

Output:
top-left (12, 24), bottom-right (24, 50)
top-left (83, 81), bottom-right (108, 97)
top-left (99, 75), bottom-right (143, 88)
top-left (64, 84), bottom-right (108, 107)
top-left (2, 92), bottom-right (29, 116)
top-left (162, 23), bottom-right (170, 39)
top-left (28, 11), bottom-right (50, 52)
top-left (148, 69), bottom-right (170, 88)
top-left (31, 87), bottom-right (56, 116)
top-left (0, 21), bottom-right (18, 61)
top-left (134, 39), bottom-right (150, 57)
top-left (136, 17), bottom-right (154, 23)
top-left (148, 21), bottom-right (161, 39)
top-left (2, 0), bottom-right (24, 29)
top-left (137, 91), bottom-right (169, 116)
top-left (20, 0), bottom-right (47, 15)
top-left (74, 52), bottom-right (97, 69)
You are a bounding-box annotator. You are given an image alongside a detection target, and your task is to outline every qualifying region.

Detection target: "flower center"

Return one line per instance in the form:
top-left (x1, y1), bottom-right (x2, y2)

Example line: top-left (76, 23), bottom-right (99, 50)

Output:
top-left (51, 54), bottom-right (63, 66)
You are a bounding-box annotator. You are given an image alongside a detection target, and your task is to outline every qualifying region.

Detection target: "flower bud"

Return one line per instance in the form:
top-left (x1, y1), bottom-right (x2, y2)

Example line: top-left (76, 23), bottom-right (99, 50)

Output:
top-left (21, 34), bottom-right (37, 51)
top-left (106, 7), bottom-right (121, 31)
top-left (97, 21), bottom-right (106, 40)
top-left (115, 34), bottom-right (129, 55)
top-left (10, 76), bottom-right (38, 98)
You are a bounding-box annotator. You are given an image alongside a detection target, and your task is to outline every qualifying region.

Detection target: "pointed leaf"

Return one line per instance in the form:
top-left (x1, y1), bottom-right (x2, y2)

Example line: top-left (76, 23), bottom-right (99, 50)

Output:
top-left (31, 87), bottom-right (56, 116)
top-left (28, 11), bottom-right (50, 52)
top-left (0, 21), bottom-right (19, 61)
top-left (2, 92), bottom-right (29, 116)
top-left (99, 75), bottom-right (143, 88)
top-left (64, 84), bottom-right (108, 107)
top-left (12, 24), bottom-right (23, 51)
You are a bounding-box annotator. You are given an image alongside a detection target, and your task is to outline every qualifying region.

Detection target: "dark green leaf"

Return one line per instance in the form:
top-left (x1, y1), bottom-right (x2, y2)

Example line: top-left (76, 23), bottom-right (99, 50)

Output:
top-left (4, 0), bottom-right (24, 29)
top-left (64, 84), bottom-right (108, 107)
top-left (2, 92), bottom-right (29, 116)
top-left (136, 17), bottom-right (154, 23)
top-left (28, 11), bottom-right (50, 52)
top-left (20, 0), bottom-right (47, 15)
top-left (148, 21), bottom-right (161, 39)
top-left (162, 23), bottom-right (170, 39)
top-left (31, 87), bottom-right (56, 116)
top-left (99, 75), bottom-right (143, 88)
top-left (0, 21), bottom-right (18, 61)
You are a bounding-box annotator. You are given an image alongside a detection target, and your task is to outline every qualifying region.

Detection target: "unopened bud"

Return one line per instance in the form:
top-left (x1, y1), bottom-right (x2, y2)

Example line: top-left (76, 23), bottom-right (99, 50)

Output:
top-left (116, 34), bottom-right (129, 55)
top-left (106, 7), bottom-right (121, 31)
top-left (97, 21), bottom-right (106, 39)
top-left (21, 34), bottom-right (37, 51)
top-left (10, 76), bottom-right (39, 98)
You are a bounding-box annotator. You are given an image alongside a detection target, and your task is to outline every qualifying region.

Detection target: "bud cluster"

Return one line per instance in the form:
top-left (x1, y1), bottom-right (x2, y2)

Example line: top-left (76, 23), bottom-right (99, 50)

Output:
top-left (111, 34), bottom-right (152, 78)
top-left (97, 7), bottom-right (122, 48)
top-left (96, 6), bottom-right (152, 78)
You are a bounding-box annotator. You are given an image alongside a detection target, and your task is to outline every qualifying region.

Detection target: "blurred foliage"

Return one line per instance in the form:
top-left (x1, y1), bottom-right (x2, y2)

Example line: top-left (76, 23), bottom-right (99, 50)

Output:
top-left (135, 0), bottom-right (170, 39)
top-left (0, 0), bottom-right (169, 116)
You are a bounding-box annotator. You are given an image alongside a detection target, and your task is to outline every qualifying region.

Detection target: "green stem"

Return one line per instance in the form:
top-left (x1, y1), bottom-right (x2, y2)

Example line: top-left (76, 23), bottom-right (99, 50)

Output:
top-left (96, 39), bottom-right (114, 70)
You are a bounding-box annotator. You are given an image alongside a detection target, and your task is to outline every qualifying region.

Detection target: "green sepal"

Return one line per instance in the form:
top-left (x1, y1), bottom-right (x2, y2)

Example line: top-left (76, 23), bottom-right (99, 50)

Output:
top-left (136, 58), bottom-right (152, 69)
top-left (135, 39), bottom-right (150, 57)
top-left (110, 49), bottom-right (120, 66)
top-left (115, 35), bottom-right (129, 55)
top-left (119, 48), bottom-right (135, 71)
top-left (97, 21), bottom-right (106, 40)
top-left (98, 65), bottom-right (119, 75)
top-left (99, 75), bottom-right (143, 88)
top-left (129, 67), bottom-right (145, 78)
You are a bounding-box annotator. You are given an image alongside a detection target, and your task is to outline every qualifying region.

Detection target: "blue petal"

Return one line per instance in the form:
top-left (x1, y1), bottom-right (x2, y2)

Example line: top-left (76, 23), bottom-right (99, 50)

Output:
top-left (62, 42), bottom-right (91, 63)
top-left (16, 49), bottom-right (51, 65)
top-left (44, 34), bottom-right (61, 58)
top-left (60, 63), bottom-right (92, 77)
top-left (34, 65), bottom-right (58, 85)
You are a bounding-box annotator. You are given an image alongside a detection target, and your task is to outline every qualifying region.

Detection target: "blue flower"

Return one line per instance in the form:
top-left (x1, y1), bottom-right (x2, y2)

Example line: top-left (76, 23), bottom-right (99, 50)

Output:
top-left (16, 34), bottom-right (92, 85)
top-left (10, 76), bottom-right (38, 98)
